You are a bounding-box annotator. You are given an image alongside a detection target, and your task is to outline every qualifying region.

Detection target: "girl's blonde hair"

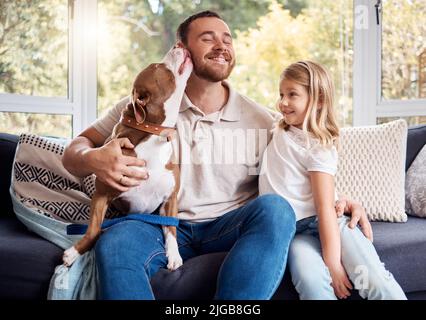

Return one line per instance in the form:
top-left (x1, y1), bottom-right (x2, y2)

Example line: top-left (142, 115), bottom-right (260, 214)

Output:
top-left (278, 60), bottom-right (339, 147)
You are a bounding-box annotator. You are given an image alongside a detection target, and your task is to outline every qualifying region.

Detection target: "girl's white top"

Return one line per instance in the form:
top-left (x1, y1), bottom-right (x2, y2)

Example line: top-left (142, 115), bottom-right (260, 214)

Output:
top-left (259, 125), bottom-right (338, 221)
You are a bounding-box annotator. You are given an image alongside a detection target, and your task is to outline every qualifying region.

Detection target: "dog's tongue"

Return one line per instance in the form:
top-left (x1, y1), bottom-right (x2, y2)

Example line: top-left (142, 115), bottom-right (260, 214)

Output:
top-left (178, 59), bottom-right (185, 75)
top-left (178, 51), bottom-right (191, 75)
top-left (133, 99), bottom-right (146, 124)
top-left (134, 109), bottom-right (144, 123)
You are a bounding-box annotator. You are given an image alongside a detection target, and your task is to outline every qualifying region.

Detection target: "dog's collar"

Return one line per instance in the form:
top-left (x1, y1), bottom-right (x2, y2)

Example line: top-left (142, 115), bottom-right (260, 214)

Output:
top-left (120, 114), bottom-right (176, 141)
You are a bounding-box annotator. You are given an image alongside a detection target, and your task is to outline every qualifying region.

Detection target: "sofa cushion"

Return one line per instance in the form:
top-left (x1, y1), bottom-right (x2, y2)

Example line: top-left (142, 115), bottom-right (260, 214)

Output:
top-left (0, 218), bottom-right (63, 299)
top-left (0, 133), bottom-right (19, 218)
top-left (151, 252), bottom-right (227, 300)
top-left (370, 216), bottom-right (426, 293)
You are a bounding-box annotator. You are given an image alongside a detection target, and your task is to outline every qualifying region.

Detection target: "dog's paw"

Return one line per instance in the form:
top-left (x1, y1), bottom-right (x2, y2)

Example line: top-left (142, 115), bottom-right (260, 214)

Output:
top-left (63, 246), bottom-right (80, 267)
top-left (164, 231), bottom-right (182, 270)
top-left (166, 250), bottom-right (183, 271)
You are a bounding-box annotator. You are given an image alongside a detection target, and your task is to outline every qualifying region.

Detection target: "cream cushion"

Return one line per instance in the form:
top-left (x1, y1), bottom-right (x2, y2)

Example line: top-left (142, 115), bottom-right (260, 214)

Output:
top-left (335, 119), bottom-right (408, 222)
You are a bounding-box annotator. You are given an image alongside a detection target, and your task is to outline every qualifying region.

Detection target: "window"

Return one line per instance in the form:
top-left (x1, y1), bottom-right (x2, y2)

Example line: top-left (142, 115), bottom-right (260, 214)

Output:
top-left (354, 0), bottom-right (426, 126)
top-left (0, 0), bottom-right (68, 97)
top-left (0, 112), bottom-right (72, 137)
top-left (9, 1), bottom-right (423, 136)
top-left (381, 0), bottom-right (425, 101)
top-left (377, 116), bottom-right (426, 126)
top-left (0, 0), bottom-right (97, 138)
top-left (0, 0), bottom-right (71, 138)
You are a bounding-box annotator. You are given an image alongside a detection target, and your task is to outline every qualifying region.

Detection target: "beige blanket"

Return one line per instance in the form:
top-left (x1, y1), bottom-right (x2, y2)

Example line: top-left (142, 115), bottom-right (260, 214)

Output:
top-left (12, 133), bottom-right (119, 223)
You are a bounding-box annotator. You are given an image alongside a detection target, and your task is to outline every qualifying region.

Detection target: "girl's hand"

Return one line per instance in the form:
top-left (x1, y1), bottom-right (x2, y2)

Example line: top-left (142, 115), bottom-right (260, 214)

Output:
top-left (335, 197), bottom-right (373, 242)
top-left (348, 201), bottom-right (373, 242)
top-left (329, 264), bottom-right (353, 299)
top-left (335, 198), bottom-right (346, 217)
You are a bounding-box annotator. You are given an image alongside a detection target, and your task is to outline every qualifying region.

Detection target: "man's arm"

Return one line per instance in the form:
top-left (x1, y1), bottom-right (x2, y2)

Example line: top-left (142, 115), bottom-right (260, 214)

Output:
top-left (62, 126), bottom-right (148, 192)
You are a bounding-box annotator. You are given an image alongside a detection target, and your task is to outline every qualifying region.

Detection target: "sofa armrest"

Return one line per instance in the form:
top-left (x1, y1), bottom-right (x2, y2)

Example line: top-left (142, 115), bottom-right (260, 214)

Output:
top-left (0, 133), bottom-right (19, 218)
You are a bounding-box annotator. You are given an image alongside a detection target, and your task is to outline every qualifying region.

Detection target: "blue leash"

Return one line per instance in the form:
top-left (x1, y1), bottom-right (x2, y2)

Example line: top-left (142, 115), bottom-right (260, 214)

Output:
top-left (66, 213), bottom-right (179, 235)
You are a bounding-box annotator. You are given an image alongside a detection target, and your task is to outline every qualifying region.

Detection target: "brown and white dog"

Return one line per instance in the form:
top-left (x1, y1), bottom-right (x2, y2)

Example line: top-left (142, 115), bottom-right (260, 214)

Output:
top-left (63, 47), bottom-right (193, 270)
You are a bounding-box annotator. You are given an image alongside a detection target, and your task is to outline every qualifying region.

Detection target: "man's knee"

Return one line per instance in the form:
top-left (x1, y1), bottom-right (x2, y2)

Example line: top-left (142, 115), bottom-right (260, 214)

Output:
top-left (95, 224), bottom-right (123, 263)
top-left (255, 194), bottom-right (296, 228)
top-left (95, 220), bottom-right (161, 266)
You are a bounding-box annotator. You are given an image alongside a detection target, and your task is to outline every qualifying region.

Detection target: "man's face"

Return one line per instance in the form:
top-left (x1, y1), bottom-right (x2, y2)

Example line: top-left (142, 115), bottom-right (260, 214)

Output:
top-left (185, 17), bottom-right (236, 82)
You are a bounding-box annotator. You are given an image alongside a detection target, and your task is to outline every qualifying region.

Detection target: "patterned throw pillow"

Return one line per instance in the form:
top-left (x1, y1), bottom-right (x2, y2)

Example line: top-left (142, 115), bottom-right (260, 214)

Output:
top-left (12, 134), bottom-right (120, 223)
top-left (405, 144), bottom-right (426, 217)
top-left (335, 119), bottom-right (408, 222)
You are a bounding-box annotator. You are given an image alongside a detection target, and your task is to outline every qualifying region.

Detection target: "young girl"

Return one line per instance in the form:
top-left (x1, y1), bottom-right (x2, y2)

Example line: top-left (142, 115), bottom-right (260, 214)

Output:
top-left (259, 61), bottom-right (406, 300)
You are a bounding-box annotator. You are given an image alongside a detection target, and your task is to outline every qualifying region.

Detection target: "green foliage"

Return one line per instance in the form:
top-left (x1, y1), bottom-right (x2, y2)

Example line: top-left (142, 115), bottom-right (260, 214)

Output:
top-left (381, 0), bottom-right (426, 100)
top-left (96, 0), bottom-right (314, 117)
top-left (0, 0), bottom-right (67, 96)
top-left (96, 0), bottom-right (282, 116)
top-left (0, 0), bottom-right (69, 137)
top-left (1, 0), bottom-right (425, 137)
top-left (230, 0), bottom-right (353, 126)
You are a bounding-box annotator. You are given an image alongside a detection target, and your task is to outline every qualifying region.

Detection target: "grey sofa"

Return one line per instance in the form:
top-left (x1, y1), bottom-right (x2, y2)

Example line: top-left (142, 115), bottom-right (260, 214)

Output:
top-left (1, 125), bottom-right (426, 300)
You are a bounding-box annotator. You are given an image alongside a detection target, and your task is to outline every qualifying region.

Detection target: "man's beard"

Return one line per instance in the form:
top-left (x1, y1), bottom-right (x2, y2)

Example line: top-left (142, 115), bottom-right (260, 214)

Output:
top-left (192, 53), bottom-right (236, 82)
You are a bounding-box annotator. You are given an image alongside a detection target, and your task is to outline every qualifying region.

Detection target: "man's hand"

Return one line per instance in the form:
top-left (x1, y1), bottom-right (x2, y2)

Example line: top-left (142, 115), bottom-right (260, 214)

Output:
top-left (335, 197), bottom-right (373, 242)
top-left (84, 138), bottom-right (148, 192)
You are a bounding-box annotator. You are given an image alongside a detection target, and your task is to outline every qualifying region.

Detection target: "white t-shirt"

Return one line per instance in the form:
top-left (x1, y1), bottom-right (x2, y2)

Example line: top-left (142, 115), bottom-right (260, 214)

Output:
top-left (258, 125), bottom-right (338, 221)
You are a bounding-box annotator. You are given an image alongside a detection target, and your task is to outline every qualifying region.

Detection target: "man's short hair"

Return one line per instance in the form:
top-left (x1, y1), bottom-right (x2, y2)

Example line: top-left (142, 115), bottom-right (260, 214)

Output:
top-left (176, 10), bottom-right (223, 45)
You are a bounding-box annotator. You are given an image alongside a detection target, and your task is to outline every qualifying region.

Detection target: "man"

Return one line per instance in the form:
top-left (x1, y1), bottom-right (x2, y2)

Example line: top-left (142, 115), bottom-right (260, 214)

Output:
top-left (62, 11), bottom-right (372, 299)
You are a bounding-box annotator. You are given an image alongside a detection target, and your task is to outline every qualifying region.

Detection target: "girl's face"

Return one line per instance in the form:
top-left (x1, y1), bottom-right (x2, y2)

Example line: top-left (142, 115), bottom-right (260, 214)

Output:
top-left (278, 79), bottom-right (309, 129)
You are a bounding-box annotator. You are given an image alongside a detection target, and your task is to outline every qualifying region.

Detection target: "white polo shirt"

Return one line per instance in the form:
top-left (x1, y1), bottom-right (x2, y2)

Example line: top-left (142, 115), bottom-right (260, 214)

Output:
top-left (259, 125), bottom-right (338, 221)
top-left (92, 82), bottom-right (277, 221)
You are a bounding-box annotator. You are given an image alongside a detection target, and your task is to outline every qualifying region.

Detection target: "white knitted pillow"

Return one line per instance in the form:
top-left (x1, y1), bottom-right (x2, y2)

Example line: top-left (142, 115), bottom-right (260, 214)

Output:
top-left (335, 119), bottom-right (408, 222)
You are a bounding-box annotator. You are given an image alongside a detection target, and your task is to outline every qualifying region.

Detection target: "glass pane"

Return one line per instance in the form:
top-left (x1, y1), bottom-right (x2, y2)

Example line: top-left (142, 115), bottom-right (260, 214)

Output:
top-left (0, 112), bottom-right (72, 138)
top-left (97, 0), bottom-right (353, 127)
top-left (382, 0), bottom-right (426, 100)
top-left (0, 0), bottom-right (68, 97)
top-left (377, 116), bottom-right (426, 126)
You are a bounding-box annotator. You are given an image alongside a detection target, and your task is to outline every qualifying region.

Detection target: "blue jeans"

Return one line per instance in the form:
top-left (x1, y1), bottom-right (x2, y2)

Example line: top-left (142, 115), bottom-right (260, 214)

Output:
top-left (95, 194), bottom-right (296, 300)
top-left (288, 216), bottom-right (407, 300)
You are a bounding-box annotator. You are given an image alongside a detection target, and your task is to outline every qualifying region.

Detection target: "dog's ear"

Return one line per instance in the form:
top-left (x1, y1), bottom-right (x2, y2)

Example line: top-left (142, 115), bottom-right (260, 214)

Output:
top-left (131, 89), bottom-right (149, 124)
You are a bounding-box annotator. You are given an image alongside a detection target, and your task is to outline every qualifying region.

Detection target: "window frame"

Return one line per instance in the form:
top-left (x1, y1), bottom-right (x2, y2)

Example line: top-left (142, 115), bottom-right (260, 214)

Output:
top-left (0, 0), bottom-right (97, 137)
top-left (353, 0), bottom-right (426, 126)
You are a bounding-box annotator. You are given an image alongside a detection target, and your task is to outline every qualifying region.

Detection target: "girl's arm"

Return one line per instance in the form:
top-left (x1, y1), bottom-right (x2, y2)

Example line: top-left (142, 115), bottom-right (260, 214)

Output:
top-left (310, 171), bottom-right (353, 298)
top-left (310, 172), bottom-right (340, 266)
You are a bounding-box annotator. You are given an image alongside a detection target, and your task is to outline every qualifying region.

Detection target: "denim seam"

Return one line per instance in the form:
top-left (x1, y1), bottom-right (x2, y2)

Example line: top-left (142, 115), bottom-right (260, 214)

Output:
top-left (266, 252), bottom-right (286, 299)
top-left (143, 241), bottom-right (192, 270)
top-left (266, 230), bottom-right (295, 299)
top-left (178, 242), bottom-right (192, 249)
top-left (199, 222), bottom-right (243, 245)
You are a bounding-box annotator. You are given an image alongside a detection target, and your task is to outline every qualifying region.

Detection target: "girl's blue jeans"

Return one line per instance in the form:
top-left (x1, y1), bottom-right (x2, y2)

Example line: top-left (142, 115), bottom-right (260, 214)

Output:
top-left (95, 194), bottom-right (296, 300)
top-left (289, 216), bottom-right (407, 300)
